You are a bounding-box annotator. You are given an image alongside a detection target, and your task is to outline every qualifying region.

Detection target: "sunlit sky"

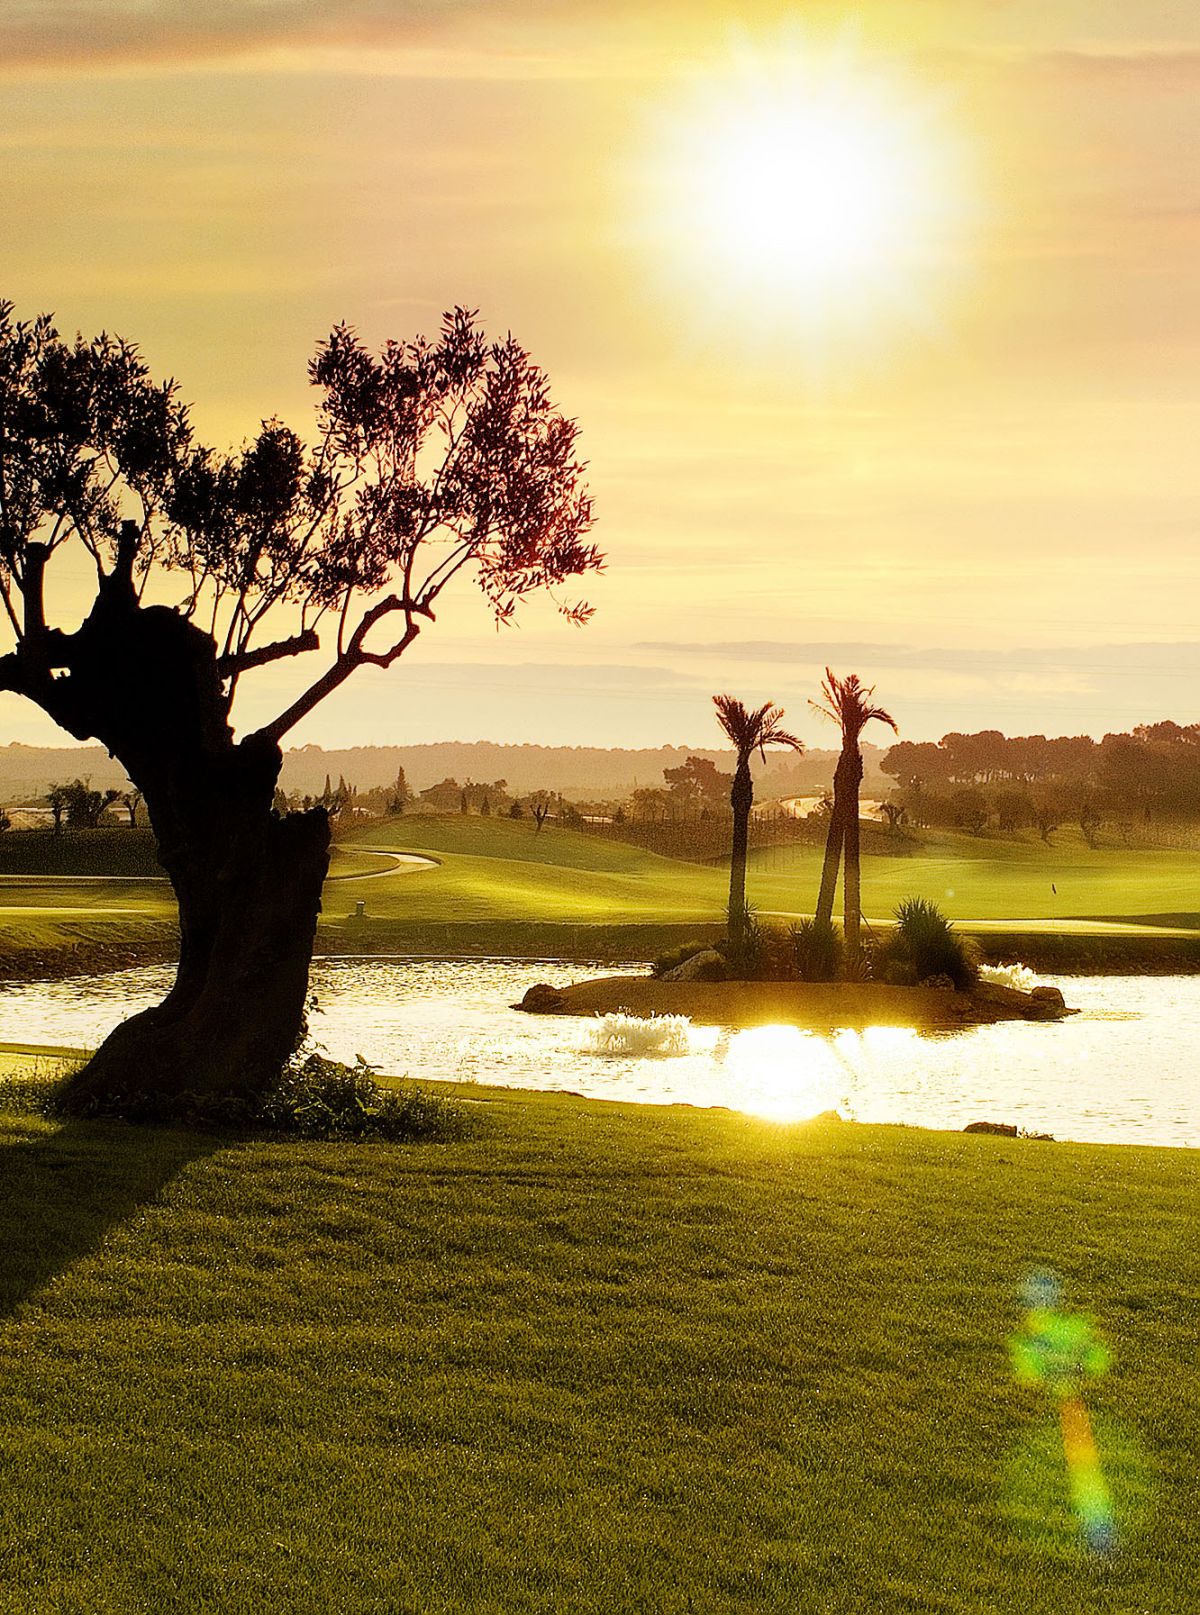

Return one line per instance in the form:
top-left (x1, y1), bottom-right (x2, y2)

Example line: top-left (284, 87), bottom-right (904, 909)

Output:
top-left (3, 1), bottom-right (1199, 751)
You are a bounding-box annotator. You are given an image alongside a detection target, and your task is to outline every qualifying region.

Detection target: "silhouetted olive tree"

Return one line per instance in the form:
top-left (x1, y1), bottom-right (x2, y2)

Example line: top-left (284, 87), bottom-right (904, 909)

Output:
top-left (62, 778), bottom-right (121, 829)
top-left (0, 300), bottom-right (599, 1113)
top-left (120, 787), bottom-right (143, 828)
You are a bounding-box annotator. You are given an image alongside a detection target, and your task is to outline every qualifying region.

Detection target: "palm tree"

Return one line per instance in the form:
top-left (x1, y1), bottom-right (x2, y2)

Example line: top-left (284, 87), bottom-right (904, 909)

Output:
top-left (713, 695), bottom-right (803, 957)
top-left (811, 670), bottom-right (898, 958)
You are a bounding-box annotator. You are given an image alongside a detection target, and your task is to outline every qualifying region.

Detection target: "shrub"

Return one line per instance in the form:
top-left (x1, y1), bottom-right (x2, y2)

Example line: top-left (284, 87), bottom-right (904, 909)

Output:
top-left (43, 1051), bottom-right (471, 1141)
top-left (719, 914), bottom-right (810, 983)
top-left (0, 1055), bottom-right (86, 1114)
top-left (875, 896), bottom-right (980, 992)
top-left (720, 911), bottom-right (767, 981)
top-left (253, 1053), bottom-right (473, 1141)
top-left (791, 918), bottom-right (842, 982)
top-left (370, 1082), bottom-right (474, 1143)
top-left (839, 948), bottom-right (874, 983)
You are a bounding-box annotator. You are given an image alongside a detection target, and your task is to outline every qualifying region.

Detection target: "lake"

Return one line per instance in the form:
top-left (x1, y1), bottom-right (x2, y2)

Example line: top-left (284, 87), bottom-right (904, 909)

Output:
top-left (1, 958), bottom-right (1196, 1148)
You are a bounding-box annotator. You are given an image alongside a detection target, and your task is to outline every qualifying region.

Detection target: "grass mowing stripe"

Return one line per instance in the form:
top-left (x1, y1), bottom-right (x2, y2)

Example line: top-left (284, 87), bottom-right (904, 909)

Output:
top-left (0, 1088), bottom-right (1196, 1612)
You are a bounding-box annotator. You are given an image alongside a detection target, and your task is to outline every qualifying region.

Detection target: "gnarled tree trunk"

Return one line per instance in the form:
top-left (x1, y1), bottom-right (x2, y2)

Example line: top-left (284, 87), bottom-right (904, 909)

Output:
top-left (31, 585), bottom-right (331, 1116)
top-left (66, 794), bottom-right (330, 1115)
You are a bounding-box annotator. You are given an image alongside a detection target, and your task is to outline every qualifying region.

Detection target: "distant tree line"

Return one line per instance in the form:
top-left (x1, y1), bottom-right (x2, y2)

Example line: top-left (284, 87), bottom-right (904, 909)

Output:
top-left (882, 722), bottom-right (1200, 839)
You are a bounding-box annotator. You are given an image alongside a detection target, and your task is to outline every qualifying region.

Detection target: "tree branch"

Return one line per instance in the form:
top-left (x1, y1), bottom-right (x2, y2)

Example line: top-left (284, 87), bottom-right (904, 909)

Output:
top-left (0, 651), bottom-right (23, 695)
top-left (217, 628), bottom-right (321, 677)
top-left (253, 596), bottom-right (432, 745)
top-left (22, 542), bottom-right (49, 641)
top-left (107, 519), bottom-right (140, 603)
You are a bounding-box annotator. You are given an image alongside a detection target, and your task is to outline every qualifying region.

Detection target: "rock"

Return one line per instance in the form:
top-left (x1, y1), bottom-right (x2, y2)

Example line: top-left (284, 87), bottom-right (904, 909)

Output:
top-left (516, 983), bottom-right (567, 1014)
top-left (1030, 985), bottom-right (1066, 1008)
top-left (1022, 986), bottom-right (1068, 1020)
top-left (920, 973), bottom-right (957, 991)
top-left (964, 1120), bottom-right (1019, 1137)
top-left (661, 948), bottom-right (726, 983)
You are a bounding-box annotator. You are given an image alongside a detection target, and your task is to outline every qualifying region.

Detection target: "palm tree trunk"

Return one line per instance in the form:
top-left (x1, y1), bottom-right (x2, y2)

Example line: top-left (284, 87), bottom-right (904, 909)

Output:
top-left (844, 749), bottom-right (865, 956)
top-left (814, 804), bottom-right (843, 928)
top-left (815, 747), bottom-right (855, 927)
top-left (727, 759), bottom-right (753, 954)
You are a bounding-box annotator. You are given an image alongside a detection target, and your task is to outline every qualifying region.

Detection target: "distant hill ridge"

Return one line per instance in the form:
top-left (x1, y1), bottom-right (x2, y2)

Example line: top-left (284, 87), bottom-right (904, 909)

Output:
top-left (0, 739), bottom-right (888, 800)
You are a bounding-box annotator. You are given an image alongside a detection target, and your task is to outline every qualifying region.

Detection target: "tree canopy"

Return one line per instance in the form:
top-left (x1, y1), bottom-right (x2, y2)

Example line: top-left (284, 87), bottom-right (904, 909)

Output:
top-left (0, 300), bottom-right (601, 746)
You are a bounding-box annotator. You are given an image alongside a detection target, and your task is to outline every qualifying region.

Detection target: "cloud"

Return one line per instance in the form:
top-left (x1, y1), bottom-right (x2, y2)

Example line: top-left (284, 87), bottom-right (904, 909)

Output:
top-left (1034, 47), bottom-right (1200, 85)
top-left (0, 1), bottom-right (489, 73)
top-left (639, 640), bottom-right (1200, 678)
top-left (11, 5), bottom-right (1200, 86)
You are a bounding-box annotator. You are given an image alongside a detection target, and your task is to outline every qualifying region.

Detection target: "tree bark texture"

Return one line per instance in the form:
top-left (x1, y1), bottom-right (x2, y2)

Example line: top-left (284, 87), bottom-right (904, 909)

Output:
top-left (843, 754), bottom-right (864, 956)
top-left (23, 587), bottom-right (331, 1114)
top-left (814, 747), bottom-right (853, 929)
top-left (726, 760), bottom-right (753, 954)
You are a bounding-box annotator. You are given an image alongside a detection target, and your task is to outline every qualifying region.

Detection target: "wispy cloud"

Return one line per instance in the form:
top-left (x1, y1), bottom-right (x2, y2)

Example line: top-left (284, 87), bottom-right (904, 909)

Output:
top-left (640, 641), bottom-right (1200, 677)
top-left (0, 1), bottom-right (492, 74)
top-left (1034, 47), bottom-right (1200, 83)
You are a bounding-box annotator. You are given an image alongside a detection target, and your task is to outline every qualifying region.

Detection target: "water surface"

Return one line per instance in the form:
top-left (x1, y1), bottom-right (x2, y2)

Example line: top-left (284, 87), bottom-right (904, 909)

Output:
top-left (1, 958), bottom-right (1195, 1148)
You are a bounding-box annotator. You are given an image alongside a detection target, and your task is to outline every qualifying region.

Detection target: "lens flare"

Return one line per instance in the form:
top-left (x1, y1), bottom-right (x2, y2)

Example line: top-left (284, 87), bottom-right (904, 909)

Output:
top-left (1007, 1270), bottom-right (1118, 1556)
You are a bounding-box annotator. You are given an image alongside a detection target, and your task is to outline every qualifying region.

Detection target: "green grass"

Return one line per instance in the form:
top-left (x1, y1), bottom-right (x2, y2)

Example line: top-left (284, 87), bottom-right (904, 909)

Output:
top-left (4, 816), bottom-right (1200, 972)
top-left (0, 1082), bottom-right (1196, 1612)
top-left (332, 817), bottom-right (1200, 935)
top-left (751, 828), bottom-right (1200, 930)
top-left (331, 819), bottom-right (719, 926)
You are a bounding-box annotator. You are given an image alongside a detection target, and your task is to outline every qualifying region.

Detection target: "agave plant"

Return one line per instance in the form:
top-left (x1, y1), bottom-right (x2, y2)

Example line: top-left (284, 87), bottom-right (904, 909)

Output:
top-left (877, 896), bottom-right (979, 991)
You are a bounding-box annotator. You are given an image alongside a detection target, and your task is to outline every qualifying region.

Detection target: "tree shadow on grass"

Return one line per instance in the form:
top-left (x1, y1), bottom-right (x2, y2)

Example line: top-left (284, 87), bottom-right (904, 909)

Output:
top-left (0, 1118), bottom-right (221, 1320)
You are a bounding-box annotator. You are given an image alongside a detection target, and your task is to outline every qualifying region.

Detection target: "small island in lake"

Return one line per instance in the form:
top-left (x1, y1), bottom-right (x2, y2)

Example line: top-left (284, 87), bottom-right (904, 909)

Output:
top-left (517, 973), bottom-right (1072, 1032)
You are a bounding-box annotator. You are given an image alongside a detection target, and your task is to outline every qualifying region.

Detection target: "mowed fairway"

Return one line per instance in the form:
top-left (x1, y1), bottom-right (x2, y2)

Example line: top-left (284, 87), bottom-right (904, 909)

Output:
top-left (329, 816), bottom-right (724, 925)
top-left (0, 875), bottom-right (177, 960)
top-left (0, 1088), bottom-right (1196, 1614)
top-left (749, 830), bottom-right (1200, 930)
top-left (2, 818), bottom-right (1200, 968)
top-left (331, 818), bottom-right (1200, 933)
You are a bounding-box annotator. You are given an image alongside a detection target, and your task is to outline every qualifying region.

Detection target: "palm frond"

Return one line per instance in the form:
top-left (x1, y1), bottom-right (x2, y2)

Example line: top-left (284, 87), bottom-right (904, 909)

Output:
top-left (713, 693), bottom-right (804, 764)
top-left (810, 668), bottom-right (898, 744)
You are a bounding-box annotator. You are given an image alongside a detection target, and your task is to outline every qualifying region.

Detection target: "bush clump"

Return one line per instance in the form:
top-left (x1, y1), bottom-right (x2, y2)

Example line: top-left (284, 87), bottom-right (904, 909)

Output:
top-left (39, 1051), bottom-right (472, 1141)
top-left (0, 1056), bottom-right (85, 1115)
top-left (791, 918), bottom-right (843, 982)
top-left (875, 897), bottom-right (979, 992)
top-left (257, 1054), bottom-right (471, 1141)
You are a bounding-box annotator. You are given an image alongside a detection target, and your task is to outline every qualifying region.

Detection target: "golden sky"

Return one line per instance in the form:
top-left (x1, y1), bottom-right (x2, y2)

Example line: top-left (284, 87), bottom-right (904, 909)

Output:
top-left (2, 1), bottom-right (1199, 749)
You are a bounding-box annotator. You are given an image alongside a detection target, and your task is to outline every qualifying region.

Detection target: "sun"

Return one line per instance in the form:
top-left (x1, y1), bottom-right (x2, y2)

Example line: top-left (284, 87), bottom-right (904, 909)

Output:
top-left (635, 34), bottom-right (974, 359)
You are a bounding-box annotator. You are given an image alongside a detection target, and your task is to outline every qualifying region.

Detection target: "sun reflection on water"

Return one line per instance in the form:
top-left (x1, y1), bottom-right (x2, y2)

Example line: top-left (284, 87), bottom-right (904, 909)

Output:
top-left (715, 1024), bottom-right (846, 1123)
top-left (827, 1025), bottom-right (926, 1124)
